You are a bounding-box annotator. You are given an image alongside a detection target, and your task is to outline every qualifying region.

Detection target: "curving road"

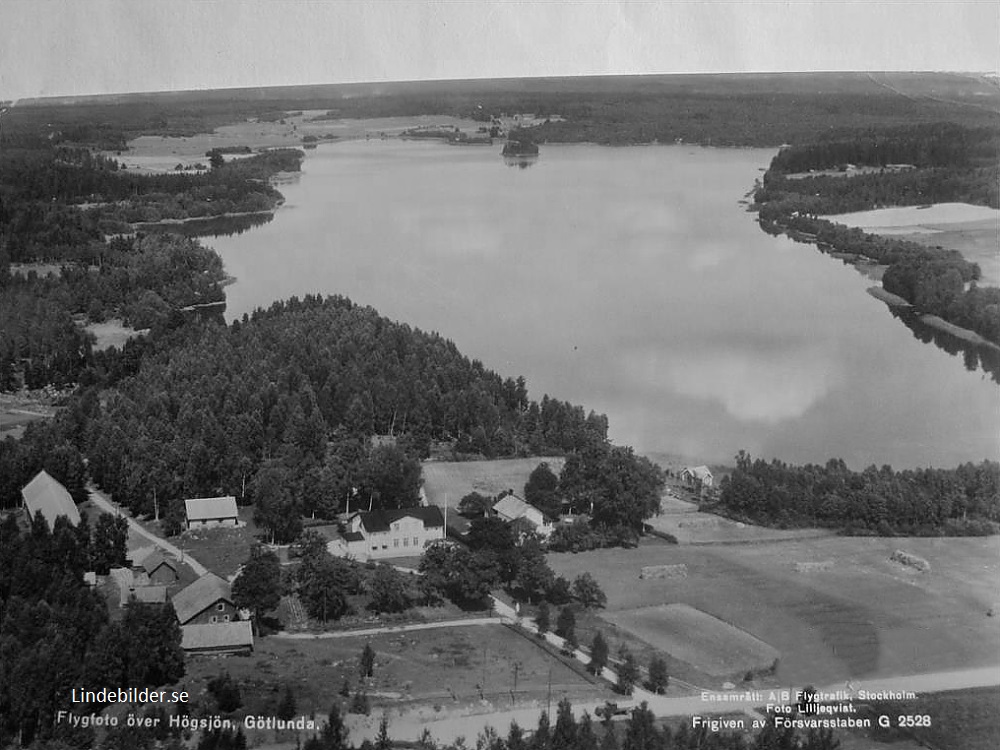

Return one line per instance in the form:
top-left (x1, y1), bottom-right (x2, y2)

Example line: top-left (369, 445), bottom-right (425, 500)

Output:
top-left (87, 484), bottom-right (209, 576)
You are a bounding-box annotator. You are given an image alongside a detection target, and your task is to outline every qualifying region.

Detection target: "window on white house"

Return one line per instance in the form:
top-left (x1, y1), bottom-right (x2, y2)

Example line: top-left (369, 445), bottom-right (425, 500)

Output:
top-left (217, 603), bottom-right (225, 611)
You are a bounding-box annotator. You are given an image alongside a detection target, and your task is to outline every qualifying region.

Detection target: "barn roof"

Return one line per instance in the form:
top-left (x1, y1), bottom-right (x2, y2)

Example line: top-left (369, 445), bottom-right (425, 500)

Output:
top-left (181, 621), bottom-right (254, 652)
top-left (493, 494), bottom-right (544, 522)
top-left (185, 496), bottom-right (238, 522)
top-left (171, 573), bottom-right (232, 624)
top-left (21, 470), bottom-right (80, 528)
top-left (122, 585), bottom-right (168, 607)
top-left (140, 549), bottom-right (177, 574)
top-left (356, 506), bottom-right (444, 533)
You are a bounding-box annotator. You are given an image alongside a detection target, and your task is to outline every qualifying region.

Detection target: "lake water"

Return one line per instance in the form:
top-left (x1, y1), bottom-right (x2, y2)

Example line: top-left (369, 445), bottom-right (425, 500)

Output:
top-left (208, 140), bottom-right (999, 469)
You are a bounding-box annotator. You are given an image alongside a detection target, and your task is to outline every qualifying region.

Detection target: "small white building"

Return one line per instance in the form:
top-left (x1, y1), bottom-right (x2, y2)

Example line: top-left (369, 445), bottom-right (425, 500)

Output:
top-left (680, 465), bottom-right (714, 490)
top-left (185, 496), bottom-right (239, 530)
top-left (491, 494), bottom-right (553, 538)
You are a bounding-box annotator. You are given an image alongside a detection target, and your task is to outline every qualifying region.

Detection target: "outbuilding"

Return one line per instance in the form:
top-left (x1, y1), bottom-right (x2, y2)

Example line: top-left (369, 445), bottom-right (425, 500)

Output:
top-left (184, 496), bottom-right (239, 530)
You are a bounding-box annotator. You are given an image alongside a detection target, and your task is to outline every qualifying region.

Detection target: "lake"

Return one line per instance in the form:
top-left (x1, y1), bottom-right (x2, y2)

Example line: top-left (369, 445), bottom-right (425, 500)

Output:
top-left (207, 140), bottom-right (999, 469)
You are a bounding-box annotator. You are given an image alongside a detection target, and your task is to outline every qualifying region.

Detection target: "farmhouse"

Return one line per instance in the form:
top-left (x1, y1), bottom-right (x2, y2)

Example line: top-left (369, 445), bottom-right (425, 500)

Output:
top-left (181, 621), bottom-right (254, 655)
top-left (184, 496), bottom-right (239, 530)
top-left (491, 493), bottom-right (554, 538)
top-left (332, 507), bottom-right (445, 561)
top-left (171, 572), bottom-right (237, 625)
top-left (21, 470), bottom-right (80, 528)
top-left (135, 549), bottom-right (179, 585)
top-left (680, 465), bottom-right (714, 490)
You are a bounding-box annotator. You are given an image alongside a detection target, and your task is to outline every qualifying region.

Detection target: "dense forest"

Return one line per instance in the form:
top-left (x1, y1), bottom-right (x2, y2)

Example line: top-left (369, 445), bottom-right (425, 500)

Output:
top-left (754, 123), bottom-right (1000, 347)
top-left (1, 146), bottom-right (301, 262)
top-left (0, 233), bottom-right (227, 389)
top-left (64, 295), bottom-right (609, 539)
top-left (0, 512), bottom-right (184, 747)
top-left (717, 451), bottom-right (1000, 535)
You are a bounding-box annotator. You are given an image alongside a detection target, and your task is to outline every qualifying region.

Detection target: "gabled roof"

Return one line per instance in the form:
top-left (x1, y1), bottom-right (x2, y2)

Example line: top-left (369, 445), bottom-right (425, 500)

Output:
top-left (185, 496), bottom-right (238, 522)
top-left (493, 494), bottom-right (545, 523)
top-left (21, 470), bottom-right (80, 528)
top-left (140, 549), bottom-right (177, 574)
top-left (171, 573), bottom-right (232, 624)
top-left (181, 621), bottom-right (254, 652)
top-left (683, 465), bottom-right (713, 480)
top-left (128, 545), bottom-right (158, 567)
top-left (356, 506), bottom-right (445, 533)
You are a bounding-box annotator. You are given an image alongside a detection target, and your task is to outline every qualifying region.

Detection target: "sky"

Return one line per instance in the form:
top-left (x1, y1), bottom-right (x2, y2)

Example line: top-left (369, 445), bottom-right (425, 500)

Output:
top-left (1, 1), bottom-right (998, 101)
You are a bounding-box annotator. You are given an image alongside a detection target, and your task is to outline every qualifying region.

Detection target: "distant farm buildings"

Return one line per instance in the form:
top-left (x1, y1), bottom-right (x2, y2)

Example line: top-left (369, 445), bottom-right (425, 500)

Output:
top-left (491, 493), bottom-right (554, 538)
top-left (327, 507), bottom-right (445, 561)
top-left (21, 470), bottom-right (80, 528)
top-left (680, 465), bottom-right (714, 491)
top-left (184, 496), bottom-right (239, 530)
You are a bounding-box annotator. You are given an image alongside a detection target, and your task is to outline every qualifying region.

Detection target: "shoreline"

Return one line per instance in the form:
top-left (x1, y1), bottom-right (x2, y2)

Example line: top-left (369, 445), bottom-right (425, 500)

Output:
top-left (767, 217), bottom-right (999, 355)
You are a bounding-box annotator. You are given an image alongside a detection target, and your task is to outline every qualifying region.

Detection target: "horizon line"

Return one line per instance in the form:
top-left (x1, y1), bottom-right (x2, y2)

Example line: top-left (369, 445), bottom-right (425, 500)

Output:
top-left (5, 69), bottom-right (994, 108)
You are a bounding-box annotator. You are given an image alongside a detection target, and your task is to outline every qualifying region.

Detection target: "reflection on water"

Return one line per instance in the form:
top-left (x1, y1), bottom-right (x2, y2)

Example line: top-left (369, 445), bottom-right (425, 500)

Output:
top-left (207, 140), bottom-right (999, 468)
top-left (137, 212), bottom-right (273, 239)
top-left (888, 306), bottom-right (1000, 385)
top-left (503, 155), bottom-right (539, 169)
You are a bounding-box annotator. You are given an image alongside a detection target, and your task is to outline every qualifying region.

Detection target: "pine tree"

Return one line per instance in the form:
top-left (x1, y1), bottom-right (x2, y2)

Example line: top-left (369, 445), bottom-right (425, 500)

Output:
top-left (589, 632), bottom-right (609, 675)
top-left (535, 601), bottom-right (550, 636)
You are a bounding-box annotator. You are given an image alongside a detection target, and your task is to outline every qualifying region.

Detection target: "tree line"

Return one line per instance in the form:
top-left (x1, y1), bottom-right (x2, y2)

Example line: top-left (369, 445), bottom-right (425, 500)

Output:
top-left (754, 123), bottom-right (1000, 347)
top-left (717, 451), bottom-right (999, 535)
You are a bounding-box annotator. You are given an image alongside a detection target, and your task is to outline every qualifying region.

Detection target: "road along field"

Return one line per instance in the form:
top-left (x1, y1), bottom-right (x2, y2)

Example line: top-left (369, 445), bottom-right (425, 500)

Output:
top-left (548, 535), bottom-right (1000, 688)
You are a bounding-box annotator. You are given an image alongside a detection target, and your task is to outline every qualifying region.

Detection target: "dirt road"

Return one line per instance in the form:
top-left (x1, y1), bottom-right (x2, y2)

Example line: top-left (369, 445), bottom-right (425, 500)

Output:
top-left (87, 485), bottom-right (209, 576)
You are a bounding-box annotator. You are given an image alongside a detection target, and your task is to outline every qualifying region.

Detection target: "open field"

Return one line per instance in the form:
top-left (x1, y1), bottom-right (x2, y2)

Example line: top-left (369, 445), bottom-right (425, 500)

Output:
top-left (180, 623), bottom-right (610, 720)
top-left (605, 603), bottom-right (779, 676)
top-left (649, 495), bottom-right (833, 545)
top-left (421, 457), bottom-right (565, 508)
top-left (82, 318), bottom-right (147, 351)
top-left (823, 202), bottom-right (1000, 286)
top-left (0, 392), bottom-right (58, 439)
top-left (548, 536), bottom-right (1000, 687)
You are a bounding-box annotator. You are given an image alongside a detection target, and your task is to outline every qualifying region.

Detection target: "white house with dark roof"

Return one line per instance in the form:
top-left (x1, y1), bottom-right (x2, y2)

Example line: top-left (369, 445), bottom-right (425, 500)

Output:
top-left (181, 620), bottom-right (254, 654)
top-left (21, 470), bottom-right (80, 529)
top-left (171, 572), bottom-right (237, 625)
top-left (184, 496), bottom-right (239, 530)
top-left (332, 507), bottom-right (446, 561)
top-left (491, 494), bottom-right (553, 538)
